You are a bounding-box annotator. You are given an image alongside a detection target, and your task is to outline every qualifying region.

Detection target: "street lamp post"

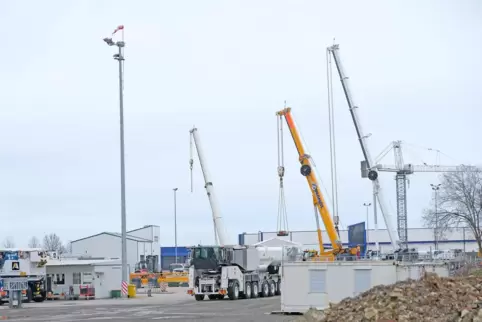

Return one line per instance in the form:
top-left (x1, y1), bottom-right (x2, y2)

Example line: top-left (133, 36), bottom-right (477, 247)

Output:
top-left (173, 188), bottom-right (178, 264)
top-left (103, 34), bottom-right (128, 291)
top-left (431, 183), bottom-right (442, 250)
top-left (373, 185), bottom-right (379, 252)
top-left (363, 203), bottom-right (371, 247)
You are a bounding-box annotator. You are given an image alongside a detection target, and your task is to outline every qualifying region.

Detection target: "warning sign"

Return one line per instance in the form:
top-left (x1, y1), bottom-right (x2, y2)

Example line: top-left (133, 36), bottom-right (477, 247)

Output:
top-left (11, 261), bottom-right (19, 271)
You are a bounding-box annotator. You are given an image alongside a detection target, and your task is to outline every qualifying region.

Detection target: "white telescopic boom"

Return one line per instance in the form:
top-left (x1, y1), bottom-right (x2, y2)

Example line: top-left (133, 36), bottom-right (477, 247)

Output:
top-left (190, 127), bottom-right (228, 246)
top-left (328, 44), bottom-right (400, 251)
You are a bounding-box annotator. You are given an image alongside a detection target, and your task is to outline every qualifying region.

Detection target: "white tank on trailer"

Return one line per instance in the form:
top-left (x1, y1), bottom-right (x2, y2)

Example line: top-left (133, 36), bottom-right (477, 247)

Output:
top-left (256, 246), bottom-right (303, 266)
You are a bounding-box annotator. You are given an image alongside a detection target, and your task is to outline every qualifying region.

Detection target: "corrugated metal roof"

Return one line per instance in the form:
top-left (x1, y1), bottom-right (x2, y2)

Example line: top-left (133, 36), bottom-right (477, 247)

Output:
top-left (46, 259), bottom-right (121, 267)
top-left (127, 225), bottom-right (159, 233)
top-left (71, 232), bottom-right (152, 243)
top-left (106, 232), bottom-right (151, 242)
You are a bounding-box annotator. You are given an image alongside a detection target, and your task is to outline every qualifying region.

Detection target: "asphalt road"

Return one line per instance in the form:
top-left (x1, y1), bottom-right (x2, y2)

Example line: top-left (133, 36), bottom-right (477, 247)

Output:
top-left (0, 296), bottom-right (299, 321)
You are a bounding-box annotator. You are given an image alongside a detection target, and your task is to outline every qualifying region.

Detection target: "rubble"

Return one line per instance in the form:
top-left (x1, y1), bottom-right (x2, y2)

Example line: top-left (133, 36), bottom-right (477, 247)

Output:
top-left (294, 272), bottom-right (482, 322)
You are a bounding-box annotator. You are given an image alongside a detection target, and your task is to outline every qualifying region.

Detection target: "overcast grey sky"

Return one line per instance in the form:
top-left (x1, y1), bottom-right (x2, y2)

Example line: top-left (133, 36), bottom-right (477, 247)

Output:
top-left (0, 1), bottom-right (480, 247)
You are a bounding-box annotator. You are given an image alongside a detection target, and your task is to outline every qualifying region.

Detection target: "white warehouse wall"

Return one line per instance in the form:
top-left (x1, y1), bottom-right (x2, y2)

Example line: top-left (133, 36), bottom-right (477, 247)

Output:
top-left (239, 227), bottom-right (479, 252)
top-left (71, 233), bottom-right (154, 273)
top-left (127, 225), bottom-right (160, 258)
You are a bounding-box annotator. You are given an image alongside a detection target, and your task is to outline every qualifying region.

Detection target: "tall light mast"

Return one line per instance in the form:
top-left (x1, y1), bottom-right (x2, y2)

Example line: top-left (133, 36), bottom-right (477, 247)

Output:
top-left (189, 127), bottom-right (228, 246)
top-left (327, 44), bottom-right (400, 251)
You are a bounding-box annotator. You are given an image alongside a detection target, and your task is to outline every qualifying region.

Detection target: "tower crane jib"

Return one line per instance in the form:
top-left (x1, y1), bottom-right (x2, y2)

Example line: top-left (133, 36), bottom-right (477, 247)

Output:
top-left (374, 140), bottom-right (482, 247)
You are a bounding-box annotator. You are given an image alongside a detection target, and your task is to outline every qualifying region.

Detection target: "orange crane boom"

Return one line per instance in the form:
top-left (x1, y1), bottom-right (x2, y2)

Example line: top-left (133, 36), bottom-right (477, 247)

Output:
top-left (276, 107), bottom-right (343, 256)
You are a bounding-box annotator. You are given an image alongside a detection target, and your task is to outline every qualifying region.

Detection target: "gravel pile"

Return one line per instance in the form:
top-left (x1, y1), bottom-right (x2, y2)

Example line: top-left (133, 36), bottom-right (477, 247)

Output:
top-left (295, 272), bottom-right (482, 322)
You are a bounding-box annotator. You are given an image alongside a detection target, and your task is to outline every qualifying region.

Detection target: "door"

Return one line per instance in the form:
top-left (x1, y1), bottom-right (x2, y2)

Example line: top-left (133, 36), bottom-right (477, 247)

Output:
top-left (94, 273), bottom-right (105, 298)
top-left (354, 269), bottom-right (371, 296)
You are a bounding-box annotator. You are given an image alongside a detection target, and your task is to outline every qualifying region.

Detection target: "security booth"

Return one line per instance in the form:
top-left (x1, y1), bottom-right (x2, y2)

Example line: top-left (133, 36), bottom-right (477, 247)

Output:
top-left (46, 259), bottom-right (121, 299)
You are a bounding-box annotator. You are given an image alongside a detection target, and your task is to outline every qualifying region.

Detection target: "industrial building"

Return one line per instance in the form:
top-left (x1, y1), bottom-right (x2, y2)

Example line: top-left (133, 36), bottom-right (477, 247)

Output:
top-left (70, 225), bottom-right (160, 273)
top-left (239, 227), bottom-right (478, 252)
top-left (46, 259), bottom-right (121, 299)
top-left (68, 223), bottom-right (478, 276)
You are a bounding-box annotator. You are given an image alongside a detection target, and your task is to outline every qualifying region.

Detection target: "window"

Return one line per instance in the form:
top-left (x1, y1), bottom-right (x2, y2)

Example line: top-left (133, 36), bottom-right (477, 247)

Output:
top-left (83, 272), bottom-right (93, 284)
top-left (73, 272), bottom-right (81, 285)
top-left (309, 270), bottom-right (326, 293)
top-left (192, 247), bottom-right (222, 260)
top-left (56, 274), bottom-right (65, 285)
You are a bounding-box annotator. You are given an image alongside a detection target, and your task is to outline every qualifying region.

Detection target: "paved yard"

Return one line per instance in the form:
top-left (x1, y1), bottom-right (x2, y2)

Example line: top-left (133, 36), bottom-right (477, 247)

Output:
top-left (0, 292), bottom-right (297, 321)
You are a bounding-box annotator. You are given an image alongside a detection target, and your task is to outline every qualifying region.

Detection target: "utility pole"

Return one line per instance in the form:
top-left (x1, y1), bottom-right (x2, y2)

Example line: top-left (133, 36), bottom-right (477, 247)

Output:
top-left (431, 183), bottom-right (442, 250)
top-left (103, 25), bottom-right (128, 295)
top-left (363, 203), bottom-right (371, 247)
top-left (173, 188), bottom-right (178, 263)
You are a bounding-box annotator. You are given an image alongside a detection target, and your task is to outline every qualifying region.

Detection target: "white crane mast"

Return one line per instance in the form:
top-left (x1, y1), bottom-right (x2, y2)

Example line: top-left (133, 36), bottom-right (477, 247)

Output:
top-left (189, 127), bottom-right (228, 246)
top-left (327, 44), bottom-right (400, 251)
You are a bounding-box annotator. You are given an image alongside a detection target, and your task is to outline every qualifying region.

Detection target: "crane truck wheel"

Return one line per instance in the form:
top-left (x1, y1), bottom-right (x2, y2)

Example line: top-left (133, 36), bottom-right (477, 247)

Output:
top-left (268, 280), bottom-right (276, 297)
top-left (227, 281), bottom-right (240, 300)
top-left (275, 280), bottom-right (281, 295)
top-left (243, 282), bottom-right (252, 299)
top-left (251, 282), bottom-right (259, 298)
top-left (194, 294), bottom-right (205, 301)
top-left (260, 281), bottom-right (269, 297)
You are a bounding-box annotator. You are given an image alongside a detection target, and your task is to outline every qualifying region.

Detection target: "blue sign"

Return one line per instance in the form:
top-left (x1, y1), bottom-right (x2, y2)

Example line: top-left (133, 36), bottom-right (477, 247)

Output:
top-left (348, 222), bottom-right (367, 255)
top-left (3, 252), bottom-right (19, 261)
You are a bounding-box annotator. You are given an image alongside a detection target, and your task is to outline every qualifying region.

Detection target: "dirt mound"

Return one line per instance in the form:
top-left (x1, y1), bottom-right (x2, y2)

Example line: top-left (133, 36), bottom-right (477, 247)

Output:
top-left (296, 272), bottom-right (482, 322)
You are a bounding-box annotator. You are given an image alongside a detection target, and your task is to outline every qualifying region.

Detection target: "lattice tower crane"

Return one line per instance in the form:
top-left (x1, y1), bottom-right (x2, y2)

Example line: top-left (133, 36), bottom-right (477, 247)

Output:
top-left (369, 140), bottom-right (482, 248)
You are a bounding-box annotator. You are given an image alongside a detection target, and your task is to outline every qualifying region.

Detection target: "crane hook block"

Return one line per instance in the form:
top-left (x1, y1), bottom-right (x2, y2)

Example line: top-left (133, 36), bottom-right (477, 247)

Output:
top-left (300, 164), bottom-right (312, 177)
top-left (368, 170), bottom-right (378, 181)
top-left (277, 166), bottom-right (285, 178)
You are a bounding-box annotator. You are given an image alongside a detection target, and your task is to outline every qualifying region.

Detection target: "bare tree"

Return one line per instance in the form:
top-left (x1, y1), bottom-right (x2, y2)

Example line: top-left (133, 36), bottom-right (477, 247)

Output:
top-left (422, 166), bottom-right (482, 253)
top-left (28, 236), bottom-right (41, 248)
top-left (3, 237), bottom-right (15, 248)
top-left (43, 233), bottom-right (66, 254)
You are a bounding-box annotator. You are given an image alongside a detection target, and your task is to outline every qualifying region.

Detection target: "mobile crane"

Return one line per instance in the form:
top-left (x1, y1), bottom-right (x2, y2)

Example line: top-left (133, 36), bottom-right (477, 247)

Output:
top-left (327, 44), bottom-right (400, 252)
top-left (189, 127), bottom-right (228, 246)
top-left (276, 107), bottom-right (357, 260)
top-left (187, 127), bottom-right (301, 301)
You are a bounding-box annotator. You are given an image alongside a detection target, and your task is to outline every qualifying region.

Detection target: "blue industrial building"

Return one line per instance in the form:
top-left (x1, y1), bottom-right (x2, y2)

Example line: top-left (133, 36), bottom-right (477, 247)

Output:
top-left (160, 246), bottom-right (190, 270)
